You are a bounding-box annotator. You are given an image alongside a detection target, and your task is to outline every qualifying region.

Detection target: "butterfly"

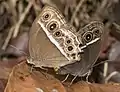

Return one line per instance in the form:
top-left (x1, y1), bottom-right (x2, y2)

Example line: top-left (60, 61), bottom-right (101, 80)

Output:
top-left (27, 5), bottom-right (105, 77)
top-left (58, 21), bottom-right (105, 77)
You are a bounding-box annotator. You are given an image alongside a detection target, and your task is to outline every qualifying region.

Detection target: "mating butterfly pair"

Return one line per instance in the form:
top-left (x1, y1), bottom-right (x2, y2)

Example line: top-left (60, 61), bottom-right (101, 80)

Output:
top-left (27, 5), bottom-right (105, 77)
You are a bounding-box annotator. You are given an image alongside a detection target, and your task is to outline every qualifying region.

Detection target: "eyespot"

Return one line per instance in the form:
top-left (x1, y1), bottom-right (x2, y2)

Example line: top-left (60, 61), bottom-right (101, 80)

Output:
top-left (50, 23), bottom-right (57, 30)
top-left (54, 30), bottom-right (62, 37)
top-left (65, 38), bottom-right (72, 45)
top-left (67, 46), bottom-right (73, 51)
top-left (79, 43), bottom-right (83, 47)
top-left (44, 14), bottom-right (49, 19)
top-left (71, 53), bottom-right (76, 59)
top-left (47, 21), bottom-right (59, 32)
top-left (42, 12), bottom-right (51, 21)
top-left (67, 40), bottom-right (71, 44)
top-left (83, 32), bottom-right (93, 43)
top-left (93, 28), bottom-right (101, 37)
top-left (64, 45), bottom-right (74, 54)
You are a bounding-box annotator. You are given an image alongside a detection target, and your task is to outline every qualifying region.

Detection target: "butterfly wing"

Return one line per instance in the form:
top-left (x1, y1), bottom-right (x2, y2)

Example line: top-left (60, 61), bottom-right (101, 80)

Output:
top-left (58, 21), bottom-right (105, 76)
top-left (28, 6), bottom-right (67, 68)
top-left (28, 5), bottom-right (81, 69)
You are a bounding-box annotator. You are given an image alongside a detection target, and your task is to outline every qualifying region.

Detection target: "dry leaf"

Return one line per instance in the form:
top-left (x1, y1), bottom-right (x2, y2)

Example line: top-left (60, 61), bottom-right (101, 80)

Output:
top-left (4, 60), bottom-right (120, 92)
top-left (4, 61), bottom-right (66, 92)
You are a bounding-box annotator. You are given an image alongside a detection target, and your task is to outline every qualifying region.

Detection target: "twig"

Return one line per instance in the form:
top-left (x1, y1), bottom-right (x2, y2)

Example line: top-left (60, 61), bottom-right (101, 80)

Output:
top-left (70, 0), bottom-right (86, 24)
top-left (13, 1), bottom-right (33, 38)
top-left (113, 22), bottom-right (120, 33)
top-left (99, 0), bottom-right (108, 12)
top-left (33, 0), bottom-right (42, 16)
top-left (2, 26), bottom-right (15, 50)
top-left (105, 71), bottom-right (118, 83)
top-left (103, 62), bottom-right (108, 77)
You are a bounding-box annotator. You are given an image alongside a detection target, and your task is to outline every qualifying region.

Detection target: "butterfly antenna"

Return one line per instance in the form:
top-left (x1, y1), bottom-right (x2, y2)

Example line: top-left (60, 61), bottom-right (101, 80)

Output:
top-left (90, 60), bottom-right (109, 68)
top-left (9, 44), bottom-right (28, 56)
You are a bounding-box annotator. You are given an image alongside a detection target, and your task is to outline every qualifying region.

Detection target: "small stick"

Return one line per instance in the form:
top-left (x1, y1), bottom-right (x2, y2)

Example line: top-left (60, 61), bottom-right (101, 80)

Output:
top-left (103, 62), bottom-right (108, 77)
top-left (2, 26), bottom-right (15, 50)
top-left (113, 22), bottom-right (120, 33)
top-left (13, 1), bottom-right (33, 38)
top-left (70, 0), bottom-right (86, 24)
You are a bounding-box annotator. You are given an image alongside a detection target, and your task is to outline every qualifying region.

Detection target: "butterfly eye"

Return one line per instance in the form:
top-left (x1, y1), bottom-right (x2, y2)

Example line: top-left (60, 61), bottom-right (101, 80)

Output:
top-left (83, 32), bottom-right (93, 43)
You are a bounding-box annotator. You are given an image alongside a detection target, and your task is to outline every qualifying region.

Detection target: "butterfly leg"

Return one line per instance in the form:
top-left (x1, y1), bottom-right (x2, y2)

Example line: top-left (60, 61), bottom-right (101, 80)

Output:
top-left (70, 75), bottom-right (77, 85)
top-left (86, 69), bottom-right (92, 82)
top-left (29, 64), bottom-right (34, 73)
top-left (62, 74), bottom-right (69, 83)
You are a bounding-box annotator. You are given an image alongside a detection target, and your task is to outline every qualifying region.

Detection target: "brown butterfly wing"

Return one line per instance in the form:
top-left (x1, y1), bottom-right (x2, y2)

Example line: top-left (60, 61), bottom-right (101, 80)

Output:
top-left (28, 6), bottom-right (69, 68)
top-left (28, 5), bottom-right (82, 69)
top-left (58, 21), bottom-right (105, 76)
